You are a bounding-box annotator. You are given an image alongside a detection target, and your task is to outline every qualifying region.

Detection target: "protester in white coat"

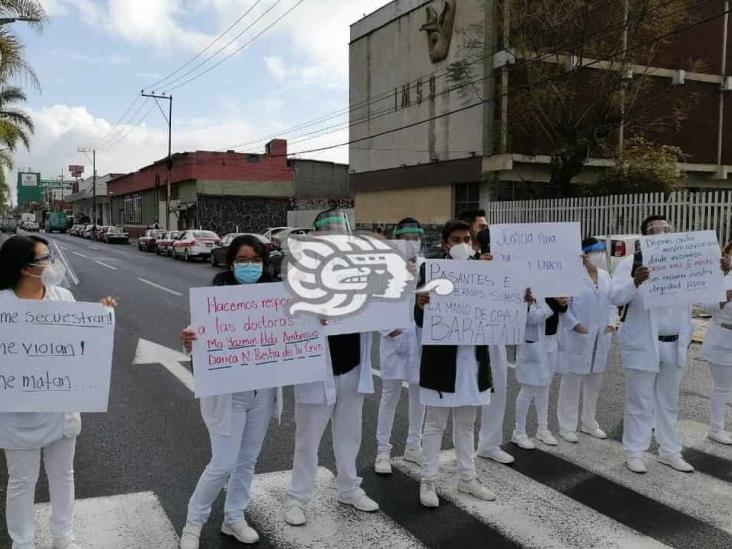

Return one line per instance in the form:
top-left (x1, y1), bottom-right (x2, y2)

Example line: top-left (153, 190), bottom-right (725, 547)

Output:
top-left (610, 215), bottom-right (710, 474)
top-left (179, 236), bottom-right (281, 548)
top-left (283, 209), bottom-right (379, 527)
top-left (512, 297), bottom-right (562, 450)
top-left (557, 238), bottom-right (616, 443)
top-left (700, 244), bottom-right (732, 445)
top-left (375, 218), bottom-right (426, 475)
top-left (0, 235), bottom-right (117, 549)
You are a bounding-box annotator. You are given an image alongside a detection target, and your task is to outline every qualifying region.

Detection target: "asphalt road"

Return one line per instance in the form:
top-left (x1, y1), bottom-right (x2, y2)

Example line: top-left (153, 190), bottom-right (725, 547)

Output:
top-left (0, 230), bottom-right (730, 549)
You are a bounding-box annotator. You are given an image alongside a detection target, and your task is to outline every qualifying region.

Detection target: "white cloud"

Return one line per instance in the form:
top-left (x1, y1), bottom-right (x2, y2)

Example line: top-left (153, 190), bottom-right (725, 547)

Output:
top-left (264, 56), bottom-right (288, 82)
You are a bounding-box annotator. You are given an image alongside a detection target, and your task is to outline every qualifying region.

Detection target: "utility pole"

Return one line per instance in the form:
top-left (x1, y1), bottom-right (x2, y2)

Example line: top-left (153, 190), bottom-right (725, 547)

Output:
top-left (78, 147), bottom-right (96, 229)
top-left (141, 91), bottom-right (173, 230)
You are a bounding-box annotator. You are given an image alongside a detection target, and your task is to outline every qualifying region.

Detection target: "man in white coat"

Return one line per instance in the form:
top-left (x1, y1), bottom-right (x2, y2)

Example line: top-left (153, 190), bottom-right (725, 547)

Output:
top-left (610, 214), bottom-right (727, 474)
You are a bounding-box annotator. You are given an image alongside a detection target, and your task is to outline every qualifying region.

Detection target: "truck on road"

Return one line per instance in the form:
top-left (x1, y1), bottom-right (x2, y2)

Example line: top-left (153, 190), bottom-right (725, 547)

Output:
top-left (45, 211), bottom-right (69, 233)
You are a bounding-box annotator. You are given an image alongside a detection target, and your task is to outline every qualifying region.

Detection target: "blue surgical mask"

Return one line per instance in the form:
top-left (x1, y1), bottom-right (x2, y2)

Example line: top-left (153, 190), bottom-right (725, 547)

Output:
top-left (233, 263), bottom-right (263, 284)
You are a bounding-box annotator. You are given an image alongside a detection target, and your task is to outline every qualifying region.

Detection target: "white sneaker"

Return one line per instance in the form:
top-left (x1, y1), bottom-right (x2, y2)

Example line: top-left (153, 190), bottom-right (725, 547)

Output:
top-left (180, 522), bottom-right (202, 549)
top-left (626, 457), bottom-right (647, 474)
top-left (708, 430), bottom-right (732, 445)
top-left (536, 429), bottom-right (558, 446)
top-left (476, 447), bottom-right (515, 464)
top-left (283, 501), bottom-right (307, 526)
top-left (403, 446), bottom-right (423, 466)
top-left (581, 426), bottom-right (608, 439)
top-left (559, 430), bottom-right (579, 443)
top-left (658, 455), bottom-right (695, 473)
top-left (511, 431), bottom-right (535, 450)
top-left (457, 477), bottom-right (496, 501)
top-left (374, 452), bottom-right (392, 475)
top-left (337, 491), bottom-right (379, 512)
top-left (419, 479), bottom-right (439, 508)
top-left (222, 518), bottom-right (259, 544)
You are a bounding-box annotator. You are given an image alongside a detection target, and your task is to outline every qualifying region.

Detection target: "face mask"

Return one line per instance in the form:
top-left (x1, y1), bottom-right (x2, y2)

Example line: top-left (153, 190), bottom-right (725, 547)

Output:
top-left (234, 263), bottom-right (263, 284)
top-left (449, 242), bottom-right (473, 261)
top-left (28, 262), bottom-right (67, 287)
top-left (404, 240), bottom-right (422, 259)
top-left (587, 253), bottom-right (608, 271)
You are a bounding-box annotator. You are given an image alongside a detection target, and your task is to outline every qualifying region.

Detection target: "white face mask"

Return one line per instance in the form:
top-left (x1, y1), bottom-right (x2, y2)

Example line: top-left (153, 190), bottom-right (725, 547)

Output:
top-left (28, 262), bottom-right (67, 287)
top-left (449, 242), bottom-right (474, 261)
top-left (404, 240), bottom-right (422, 259)
top-left (587, 253), bottom-right (608, 271)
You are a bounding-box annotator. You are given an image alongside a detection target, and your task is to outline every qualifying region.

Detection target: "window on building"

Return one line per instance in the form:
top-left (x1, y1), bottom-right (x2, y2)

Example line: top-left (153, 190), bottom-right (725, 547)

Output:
top-left (124, 194), bottom-right (142, 224)
top-left (454, 182), bottom-right (480, 217)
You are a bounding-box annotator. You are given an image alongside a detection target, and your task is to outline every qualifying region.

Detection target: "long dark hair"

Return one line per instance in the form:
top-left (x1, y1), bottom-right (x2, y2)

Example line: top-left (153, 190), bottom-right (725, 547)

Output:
top-left (0, 235), bottom-right (49, 290)
top-left (213, 235), bottom-right (271, 286)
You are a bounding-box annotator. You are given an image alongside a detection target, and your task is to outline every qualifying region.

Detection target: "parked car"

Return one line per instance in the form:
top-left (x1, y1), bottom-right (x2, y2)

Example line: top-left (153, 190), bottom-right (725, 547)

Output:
top-left (94, 225), bottom-right (112, 240)
top-left (262, 226), bottom-right (290, 240)
top-left (82, 225), bottom-right (96, 239)
top-left (102, 226), bottom-right (129, 244)
top-left (138, 229), bottom-right (167, 252)
top-left (594, 234), bottom-right (641, 274)
top-left (20, 220), bottom-right (40, 232)
top-left (172, 230), bottom-right (220, 262)
top-left (210, 233), bottom-right (272, 267)
top-left (156, 231), bottom-right (183, 256)
top-left (271, 227), bottom-right (312, 250)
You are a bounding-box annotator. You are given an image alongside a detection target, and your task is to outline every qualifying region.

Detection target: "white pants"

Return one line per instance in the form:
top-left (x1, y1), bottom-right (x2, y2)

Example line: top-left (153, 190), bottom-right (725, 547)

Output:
top-left (287, 368), bottom-right (365, 506)
top-left (623, 345), bottom-right (685, 459)
top-left (557, 373), bottom-right (604, 433)
top-left (4, 436), bottom-right (76, 549)
top-left (709, 363), bottom-right (732, 434)
top-left (376, 380), bottom-right (424, 455)
top-left (187, 390), bottom-right (275, 526)
top-left (422, 406), bottom-right (477, 481)
top-left (478, 358), bottom-right (508, 453)
top-left (515, 384), bottom-right (550, 435)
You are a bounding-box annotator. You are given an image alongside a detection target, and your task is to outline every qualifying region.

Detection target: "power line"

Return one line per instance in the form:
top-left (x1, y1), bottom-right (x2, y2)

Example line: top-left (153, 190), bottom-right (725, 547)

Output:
top-left (166, 0), bottom-right (307, 92)
top-left (143, 0), bottom-right (266, 93)
top-left (91, 94), bottom-right (142, 148)
top-left (97, 103), bottom-right (156, 151)
top-left (95, 98), bottom-right (149, 149)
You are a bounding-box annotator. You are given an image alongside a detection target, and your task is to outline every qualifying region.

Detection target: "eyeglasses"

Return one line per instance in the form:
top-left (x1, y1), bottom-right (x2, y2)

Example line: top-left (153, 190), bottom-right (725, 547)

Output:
top-left (30, 254), bottom-right (56, 266)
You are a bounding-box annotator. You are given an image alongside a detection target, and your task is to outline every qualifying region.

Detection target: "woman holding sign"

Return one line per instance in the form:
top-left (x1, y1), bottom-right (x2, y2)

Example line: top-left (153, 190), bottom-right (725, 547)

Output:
top-left (556, 238), bottom-right (616, 443)
top-left (0, 235), bottom-right (117, 549)
top-left (179, 235), bottom-right (279, 548)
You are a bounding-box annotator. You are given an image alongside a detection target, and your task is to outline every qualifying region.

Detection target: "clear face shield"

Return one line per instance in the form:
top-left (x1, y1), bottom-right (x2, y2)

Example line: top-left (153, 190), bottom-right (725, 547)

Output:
top-left (313, 213), bottom-right (352, 235)
top-left (393, 224), bottom-right (424, 260)
top-left (644, 220), bottom-right (672, 235)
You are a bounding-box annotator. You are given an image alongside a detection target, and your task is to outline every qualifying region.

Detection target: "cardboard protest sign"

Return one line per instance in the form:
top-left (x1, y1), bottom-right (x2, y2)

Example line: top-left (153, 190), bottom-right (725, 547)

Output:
top-left (421, 259), bottom-right (528, 346)
top-left (189, 283), bottom-right (328, 397)
top-left (490, 222), bottom-right (585, 296)
top-left (0, 301), bottom-right (115, 412)
top-left (641, 230), bottom-right (726, 308)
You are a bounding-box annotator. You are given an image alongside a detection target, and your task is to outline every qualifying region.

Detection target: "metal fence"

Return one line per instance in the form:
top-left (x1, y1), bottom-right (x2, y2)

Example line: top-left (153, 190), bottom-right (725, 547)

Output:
top-left (485, 191), bottom-right (732, 244)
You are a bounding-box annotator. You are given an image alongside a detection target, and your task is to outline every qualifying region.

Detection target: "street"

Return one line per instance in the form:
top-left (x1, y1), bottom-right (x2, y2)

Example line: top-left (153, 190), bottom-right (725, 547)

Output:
top-left (0, 231), bottom-right (729, 549)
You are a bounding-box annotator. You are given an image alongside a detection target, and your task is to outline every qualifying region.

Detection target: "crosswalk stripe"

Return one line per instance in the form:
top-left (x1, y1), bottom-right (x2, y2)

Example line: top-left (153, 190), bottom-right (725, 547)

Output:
top-left (393, 450), bottom-right (668, 549)
top-left (33, 491), bottom-right (179, 548)
top-left (678, 419), bottom-right (732, 461)
top-left (247, 467), bottom-right (425, 548)
top-left (535, 432), bottom-right (732, 537)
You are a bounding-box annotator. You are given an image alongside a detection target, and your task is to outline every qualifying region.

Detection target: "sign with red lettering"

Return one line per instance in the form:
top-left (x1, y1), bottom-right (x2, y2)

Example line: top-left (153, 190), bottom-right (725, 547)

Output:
top-left (189, 283), bottom-right (328, 398)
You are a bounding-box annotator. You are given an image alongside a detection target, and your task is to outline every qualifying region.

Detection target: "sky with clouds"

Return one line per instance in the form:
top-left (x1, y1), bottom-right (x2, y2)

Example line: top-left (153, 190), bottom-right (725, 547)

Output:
top-left (7, 0), bottom-right (388, 204)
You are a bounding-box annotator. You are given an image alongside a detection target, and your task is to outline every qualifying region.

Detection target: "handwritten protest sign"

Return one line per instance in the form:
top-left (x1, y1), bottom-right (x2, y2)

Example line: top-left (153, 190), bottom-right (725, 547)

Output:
top-left (421, 259), bottom-right (528, 346)
top-left (189, 283), bottom-right (328, 398)
top-left (490, 222), bottom-right (585, 296)
top-left (0, 301), bottom-right (115, 412)
top-left (640, 230), bottom-right (725, 309)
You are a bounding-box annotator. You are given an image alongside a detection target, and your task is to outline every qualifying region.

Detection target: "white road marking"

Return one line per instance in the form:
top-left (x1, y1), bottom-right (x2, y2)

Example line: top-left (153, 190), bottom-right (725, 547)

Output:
top-left (60, 245), bottom-right (68, 250)
top-left (539, 430), bottom-right (732, 535)
top-left (89, 245), bottom-right (100, 250)
top-left (137, 277), bottom-right (184, 297)
top-left (50, 240), bottom-right (79, 286)
top-left (133, 338), bottom-right (194, 392)
top-left (248, 468), bottom-right (425, 548)
top-left (95, 260), bottom-right (118, 270)
top-left (395, 450), bottom-right (668, 549)
top-left (678, 420), bottom-right (732, 460)
top-left (371, 368), bottom-right (410, 389)
top-left (73, 251), bottom-right (88, 258)
top-left (34, 491), bottom-right (179, 548)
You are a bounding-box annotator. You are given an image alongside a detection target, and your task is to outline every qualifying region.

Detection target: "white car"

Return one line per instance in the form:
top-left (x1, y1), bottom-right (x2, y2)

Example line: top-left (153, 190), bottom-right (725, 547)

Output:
top-left (172, 230), bottom-right (220, 262)
top-left (262, 226), bottom-right (291, 240)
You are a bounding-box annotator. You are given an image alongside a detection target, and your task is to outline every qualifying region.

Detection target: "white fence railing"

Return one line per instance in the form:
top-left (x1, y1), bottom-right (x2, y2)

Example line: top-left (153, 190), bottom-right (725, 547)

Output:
top-left (485, 191), bottom-right (732, 244)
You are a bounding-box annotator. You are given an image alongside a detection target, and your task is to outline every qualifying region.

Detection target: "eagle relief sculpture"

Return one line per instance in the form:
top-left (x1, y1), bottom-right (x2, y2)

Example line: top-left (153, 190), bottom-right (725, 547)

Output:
top-left (420, 0), bottom-right (456, 63)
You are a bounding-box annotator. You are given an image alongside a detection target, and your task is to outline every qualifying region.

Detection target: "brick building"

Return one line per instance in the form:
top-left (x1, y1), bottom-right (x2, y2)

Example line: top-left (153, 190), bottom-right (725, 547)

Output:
top-left (107, 139), bottom-right (351, 236)
top-left (349, 0), bottom-right (732, 228)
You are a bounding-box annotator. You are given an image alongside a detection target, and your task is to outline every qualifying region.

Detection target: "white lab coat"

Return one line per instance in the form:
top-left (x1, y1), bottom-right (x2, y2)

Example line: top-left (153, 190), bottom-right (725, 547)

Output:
top-left (609, 256), bottom-right (692, 372)
top-left (379, 324), bottom-right (420, 384)
top-left (0, 287), bottom-right (82, 450)
top-left (515, 301), bottom-right (555, 387)
top-left (700, 291), bottom-right (732, 367)
top-left (558, 269), bottom-right (616, 375)
top-left (294, 332), bottom-right (374, 405)
top-left (200, 388), bottom-right (283, 437)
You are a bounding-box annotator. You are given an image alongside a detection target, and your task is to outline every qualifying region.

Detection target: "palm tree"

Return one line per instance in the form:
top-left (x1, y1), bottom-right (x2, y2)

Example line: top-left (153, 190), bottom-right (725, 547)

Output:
top-left (0, 0), bottom-right (45, 210)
